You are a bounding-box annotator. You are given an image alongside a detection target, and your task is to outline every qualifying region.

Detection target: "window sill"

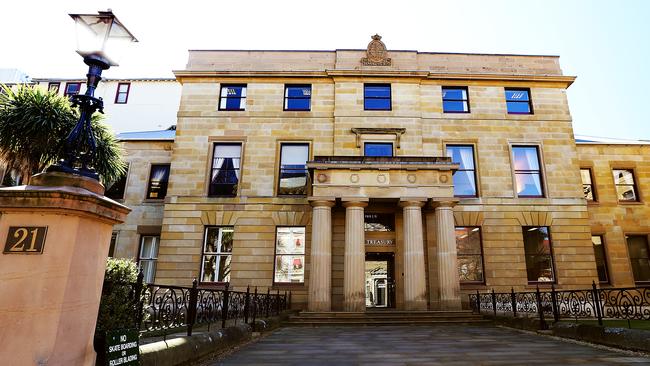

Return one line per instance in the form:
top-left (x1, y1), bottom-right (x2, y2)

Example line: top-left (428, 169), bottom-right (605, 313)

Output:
top-left (142, 199), bottom-right (165, 204)
top-left (618, 201), bottom-right (644, 205)
top-left (443, 111), bottom-right (470, 114)
top-left (198, 282), bottom-right (229, 290)
top-left (525, 282), bottom-right (556, 289)
top-left (272, 283), bottom-right (305, 290)
top-left (460, 283), bottom-right (487, 290)
top-left (587, 200), bottom-right (599, 206)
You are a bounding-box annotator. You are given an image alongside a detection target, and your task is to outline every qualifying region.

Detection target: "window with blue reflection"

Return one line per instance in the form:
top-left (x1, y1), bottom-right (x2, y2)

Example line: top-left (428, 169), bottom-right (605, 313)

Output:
top-left (284, 85), bottom-right (311, 111)
top-left (219, 85), bottom-right (246, 111)
top-left (505, 88), bottom-right (532, 114)
top-left (446, 145), bottom-right (477, 197)
top-left (364, 84), bottom-right (391, 110)
top-left (278, 143), bottom-right (309, 195)
top-left (512, 146), bottom-right (544, 197)
top-left (364, 142), bottom-right (393, 157)
top-left (442, 87), bottom-right (469, 113)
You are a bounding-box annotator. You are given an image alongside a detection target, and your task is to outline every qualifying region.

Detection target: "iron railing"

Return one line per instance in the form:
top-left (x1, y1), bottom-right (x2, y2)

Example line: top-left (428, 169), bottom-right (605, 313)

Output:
top-left (469, 282), bottom-right (650, 329)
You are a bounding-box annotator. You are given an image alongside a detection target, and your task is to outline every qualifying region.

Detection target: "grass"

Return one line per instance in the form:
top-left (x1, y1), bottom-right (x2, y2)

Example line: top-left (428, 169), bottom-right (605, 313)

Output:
top-left (559, 319), bottom-right (650, 330)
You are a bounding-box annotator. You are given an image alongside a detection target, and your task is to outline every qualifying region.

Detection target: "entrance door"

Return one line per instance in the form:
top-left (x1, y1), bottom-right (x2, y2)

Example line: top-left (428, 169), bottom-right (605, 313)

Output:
top-left (365, 253), bottom-right (395, 308)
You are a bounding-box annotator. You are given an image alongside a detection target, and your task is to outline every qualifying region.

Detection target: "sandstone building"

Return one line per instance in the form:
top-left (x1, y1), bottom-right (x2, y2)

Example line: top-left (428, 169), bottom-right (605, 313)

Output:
top-left (108, 36), bottom-right (650, 311)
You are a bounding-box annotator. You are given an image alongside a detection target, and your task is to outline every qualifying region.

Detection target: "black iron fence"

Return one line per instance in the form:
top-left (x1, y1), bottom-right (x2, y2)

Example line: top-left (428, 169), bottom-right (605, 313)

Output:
top-left (469, 282), bottom-right (650, 329)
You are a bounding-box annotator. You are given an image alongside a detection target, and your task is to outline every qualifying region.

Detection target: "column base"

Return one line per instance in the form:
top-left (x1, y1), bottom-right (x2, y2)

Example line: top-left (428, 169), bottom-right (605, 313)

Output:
top-left (307, 301), bottom-right (331, 312)
top-left (404, 298), bottom-right (428, 311)
top-left (343, 293), bottom-right (366, 312)
top-left (438, 298), bottom-right (462, 311)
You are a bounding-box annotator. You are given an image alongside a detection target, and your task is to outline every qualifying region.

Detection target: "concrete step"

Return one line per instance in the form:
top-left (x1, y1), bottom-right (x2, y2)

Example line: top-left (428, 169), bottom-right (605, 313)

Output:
top-left (286, 310), bottom-right (490, 326)
top-left (286, 319), bottom-right (493, 326)
top-left (299, 311), bottom-right (475, 317)
top-left (289, 315), bottom-right (485, 321)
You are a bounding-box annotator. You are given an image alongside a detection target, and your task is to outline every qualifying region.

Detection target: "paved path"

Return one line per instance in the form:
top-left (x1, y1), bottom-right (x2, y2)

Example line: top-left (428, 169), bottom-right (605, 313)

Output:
top-left (213, 325), bottom-right (650, 365)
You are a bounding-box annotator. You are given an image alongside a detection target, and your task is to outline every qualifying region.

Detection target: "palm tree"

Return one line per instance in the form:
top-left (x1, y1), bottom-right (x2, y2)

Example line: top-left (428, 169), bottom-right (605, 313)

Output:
top-left (0, 84), bottom-right (125, 185)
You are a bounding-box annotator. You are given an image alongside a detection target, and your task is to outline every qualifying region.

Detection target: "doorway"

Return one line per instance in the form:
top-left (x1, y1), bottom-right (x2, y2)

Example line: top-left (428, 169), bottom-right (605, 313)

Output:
top-left (365, 252), bottom-right (395, 308)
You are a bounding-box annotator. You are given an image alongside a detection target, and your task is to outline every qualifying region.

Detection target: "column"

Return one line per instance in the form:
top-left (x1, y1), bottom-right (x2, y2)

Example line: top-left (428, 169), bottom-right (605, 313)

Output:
top-left (400, 200), bottom-right (428, 310)
top-left (434, 200), bottom-right (462, 310)
top-left (307, 199), bottom-right (335, 312)
top-left (342, 199), bottom-right (368, 312)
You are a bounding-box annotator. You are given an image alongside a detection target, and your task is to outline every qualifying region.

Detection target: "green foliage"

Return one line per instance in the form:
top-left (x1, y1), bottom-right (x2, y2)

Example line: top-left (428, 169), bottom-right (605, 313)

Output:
top-left (96, 258), bottom-right (143, 333)
top-left (0, 84), bottom-right (126, 185)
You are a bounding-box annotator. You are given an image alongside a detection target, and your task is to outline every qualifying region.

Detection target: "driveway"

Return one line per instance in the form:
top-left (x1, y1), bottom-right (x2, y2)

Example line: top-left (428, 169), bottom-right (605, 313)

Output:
top-left (212, 325), bottom-right (650, 365)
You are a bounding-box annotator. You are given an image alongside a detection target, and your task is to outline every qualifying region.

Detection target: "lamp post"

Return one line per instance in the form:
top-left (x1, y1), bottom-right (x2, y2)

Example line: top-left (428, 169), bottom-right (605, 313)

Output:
top-left (48, 9), bottom-right (137, 181)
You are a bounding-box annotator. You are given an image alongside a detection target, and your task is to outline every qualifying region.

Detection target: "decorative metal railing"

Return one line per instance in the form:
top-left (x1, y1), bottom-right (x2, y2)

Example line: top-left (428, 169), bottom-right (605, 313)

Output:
top-left (469, 282), bottom-right (650, 329)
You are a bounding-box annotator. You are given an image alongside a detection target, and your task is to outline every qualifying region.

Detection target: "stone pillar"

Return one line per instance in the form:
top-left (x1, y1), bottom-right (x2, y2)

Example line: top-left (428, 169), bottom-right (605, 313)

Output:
top-left (434, 200), bottom-right (462, 310)
top-left (307, 199), bottom-right (335, 312)
top-left (0, 172), bottom-right (130, 366)
top-left (342, 199), bottom-right (368, 312)
top-left (400, 199), bottom-right (428, 310)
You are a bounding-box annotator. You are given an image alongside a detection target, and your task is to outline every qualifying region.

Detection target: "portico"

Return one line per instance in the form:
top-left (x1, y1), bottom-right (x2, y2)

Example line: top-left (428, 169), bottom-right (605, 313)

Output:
top-left (306, 156), bottom-right (462, 311)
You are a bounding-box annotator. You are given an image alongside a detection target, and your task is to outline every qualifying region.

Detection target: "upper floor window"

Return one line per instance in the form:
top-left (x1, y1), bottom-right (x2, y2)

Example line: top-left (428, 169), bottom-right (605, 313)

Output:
top-left (48, 82), bottom-right (60, 93)
top-left (219, 84), bottom-right (246, 111)
top-left (446, 145), bottom-right (477, 197)
top-left (505, 88), bottom-right (533, 114)
top-left (591, 235), bottom-right (609, 284)
top-left (146, 164), bottom-right (170, 199)
top-left (455, 227), bottom-right (484, 283)
top-left (278, 143), bottom-right (309, 196)
top-left (523, 226), bottom-right (555, 283)
top-left (364, 142), bottom-right (393, 157)
top-left (274, 227), bottom-right (306, 284)
top-left (105, 166), bottom-right (128, 200)
top-left (108, 231), bottom-right (118, 258)
top-left (442, 86), bottom-right (469, 113)
top-left (581, 168), bottom-right (596, 201)
top-left (364, 84), bottom-right (391, 110)
top-left (139, 235), bottom-right (159, 284)
top-left (209, 143), bottom-right (241, 196)
top-left (612, 169), bottom-right (639, 202)
top-left (115, 82), bottom-right (130, 104)
top-left (626, 235), bottom-right (650, 283)
top-left (64, 82), bottom-right (82, 97)
top-left (284, 85), bottom-right (311, 111)
top-left (512, 146), bottom-right (544, 198)
top-left (201, 226), bottom-right (234, 283)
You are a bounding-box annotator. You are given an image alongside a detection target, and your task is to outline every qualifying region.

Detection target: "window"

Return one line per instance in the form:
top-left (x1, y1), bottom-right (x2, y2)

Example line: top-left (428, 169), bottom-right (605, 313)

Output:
top-left (274, 227), bottom-right (305, 283)
top-left (284, 85), bottom-right (311, 111)
top-left (201, 227), bottom-right (234, 283)
top-left (48, 82), bottom-right (60, 93)
top-left (446, 145), bottom-right (477, 197)
top-left (64, 82), bottom-right (81, 97)
top-left (278, 143), bottom-right (309, 196)
top-left (108, 231), bottom-right (118, 258)
top-left (364, 142), bottom-right (393, 157)
top-left (512, 146), bottom-right (544, 197)
top-left (455, 227), bottom-right (484, 283)
top-left (442, 87), bottom-right (469, 113)
top-left (364, 84), bottom-right (391, 110)
top-left (364, 213), bottom-right (395, 232)
top-left (219, 84), bottom-right (246, 111)
top-left (581, 168), bottom-right (596, 201)
top-left (105, 166), bottom-right (128, 200)
top-left (523, 226), bottom-right (555, 283)
top-left (505, 88), bottom-right (533, 114)
top-left (209, 143), bottom-right (241, 196)
top-left (613, 169), bottom-right (639, 202)
top-left (146, 164), bottom-right (170, 199)
top-left (592, 235), bottom-right (609, 283)
top-left (139, 235), bottom-right (159, 284)
top-left (115, 82), bottom-right (130, 104)
top-left (626, 235), bottom-right (650, 283)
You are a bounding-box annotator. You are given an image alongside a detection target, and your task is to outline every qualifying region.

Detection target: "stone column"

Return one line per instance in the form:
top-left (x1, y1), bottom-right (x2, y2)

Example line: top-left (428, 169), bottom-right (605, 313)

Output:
top-left (307, 199), bottom-right (335, 312)
top-left (434, 200), bottom-right (462, 310)
top-left (400, 200), bottom-right (428, 310)
top-left (342, 199), bottom-right (368, 312)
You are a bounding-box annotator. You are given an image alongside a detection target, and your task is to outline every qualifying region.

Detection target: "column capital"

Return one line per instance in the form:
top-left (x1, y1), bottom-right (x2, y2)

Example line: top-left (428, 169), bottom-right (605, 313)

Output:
top-left (342, 197), bottom-right (368, 208)
top-left (399, 198), bottom-right (426, 208)
top-left (309, 197), bottom-right (336, 208)
top-left (431, 199), bottom-right (459, 209)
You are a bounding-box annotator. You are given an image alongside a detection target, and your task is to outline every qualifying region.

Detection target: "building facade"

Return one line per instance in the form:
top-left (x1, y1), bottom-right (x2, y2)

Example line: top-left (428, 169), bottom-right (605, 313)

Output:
top-left (110, 36), bottom-right (650, 312)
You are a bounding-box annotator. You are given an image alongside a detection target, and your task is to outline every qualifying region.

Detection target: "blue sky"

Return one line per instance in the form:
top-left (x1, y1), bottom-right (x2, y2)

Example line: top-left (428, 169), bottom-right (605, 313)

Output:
top-left (1, 0), bottom-right (648, 139)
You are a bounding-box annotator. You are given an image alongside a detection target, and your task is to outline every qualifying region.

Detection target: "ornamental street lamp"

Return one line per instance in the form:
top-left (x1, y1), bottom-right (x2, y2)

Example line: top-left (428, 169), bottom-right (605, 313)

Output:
top-left (48, 9), bottom-right (137, 181)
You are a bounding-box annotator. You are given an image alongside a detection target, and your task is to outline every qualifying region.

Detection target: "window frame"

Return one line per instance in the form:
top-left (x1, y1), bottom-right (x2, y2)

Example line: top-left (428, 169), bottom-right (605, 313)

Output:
top-left (283, 84), bottom-right (311, 111)
top-left (580, 167), bottom-right (597, 202)
top-left (64, 82), bottom-right (82, 97)
top-left (442, 86), bottom-right (470, 114)
top-left (511, 145), bottom-right (545, 198)
top-left (363, 83), bottom-right (392, 111)
top-left (522, 226), bottom-right (556, 284)
top-left (200, 226), bottom-right (234, 285)
top-left (114, 82), bottom-right (131, 104)
top-left (208, 142), bottom-right (243, 197)
top-left (612, 168), bottom-right (640, 203)
top-left (625, 234), bottom-right (650, 284)
top-left (273, 226), bottom-right (307, 286)
top-left (363, 141), bottom-right (394, 157)
top-left (591, 234), bottom-right (610, 284)
top-left (145, 163), bottom-right (170, 200)
top-left (48, 82), bottom-right (60, 93)
top-left (108, 231), bottom-right (118, 258)
top-left (455, 226), bottom-right (485, 284)
top-left (446, 144), bottom-right (478, 198)
top-left (138, 235), bottom-right (160, 284)
top-left (105, 163), bottom-right (129, 200)
top-left (218, 84), bottom-right (247, 111)
top-left (505, 87), bottom-right (534, 115)
top-left (277, 142), bottom-right (310, 197)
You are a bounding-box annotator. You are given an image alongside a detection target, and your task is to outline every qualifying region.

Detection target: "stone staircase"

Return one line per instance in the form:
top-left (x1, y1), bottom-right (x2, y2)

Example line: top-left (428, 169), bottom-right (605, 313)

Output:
top-left (286, 310), bottom-right (490, 326)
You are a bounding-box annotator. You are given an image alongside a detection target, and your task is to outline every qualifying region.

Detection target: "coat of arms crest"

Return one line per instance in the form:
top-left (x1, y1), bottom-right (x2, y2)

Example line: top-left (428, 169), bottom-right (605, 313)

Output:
top-left (361, 34), bottom-right (392, 66)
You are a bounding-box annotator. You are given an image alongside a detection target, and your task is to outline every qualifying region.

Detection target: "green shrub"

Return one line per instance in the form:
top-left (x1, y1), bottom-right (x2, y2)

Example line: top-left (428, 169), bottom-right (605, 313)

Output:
top-left (95, 257), bottom-right (143, 333)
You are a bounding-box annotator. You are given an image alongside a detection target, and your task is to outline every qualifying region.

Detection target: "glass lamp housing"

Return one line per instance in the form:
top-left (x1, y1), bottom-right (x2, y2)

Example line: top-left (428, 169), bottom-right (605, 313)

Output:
top-left (70, 10), bottom-right (138, 67)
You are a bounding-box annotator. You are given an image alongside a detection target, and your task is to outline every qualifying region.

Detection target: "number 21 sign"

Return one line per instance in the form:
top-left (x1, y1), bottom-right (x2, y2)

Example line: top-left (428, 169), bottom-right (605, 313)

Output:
top-left (3, 226), bottom-right (48, 254)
